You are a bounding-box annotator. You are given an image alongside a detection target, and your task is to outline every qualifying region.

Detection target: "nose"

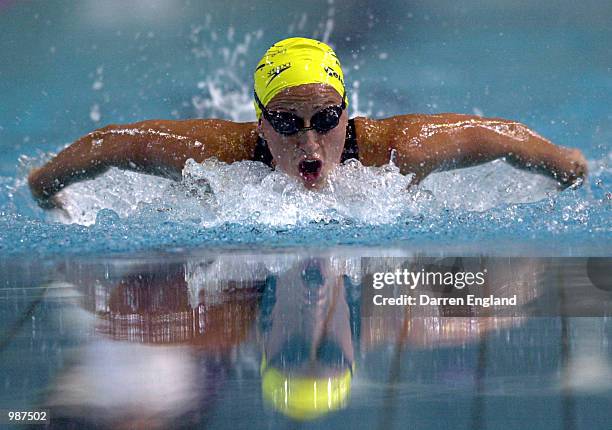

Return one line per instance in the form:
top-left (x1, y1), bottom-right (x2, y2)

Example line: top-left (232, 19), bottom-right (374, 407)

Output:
top-left (296, 121), bottom-right (320, 154)
top-left (299, 132), bottom-right (319, 154)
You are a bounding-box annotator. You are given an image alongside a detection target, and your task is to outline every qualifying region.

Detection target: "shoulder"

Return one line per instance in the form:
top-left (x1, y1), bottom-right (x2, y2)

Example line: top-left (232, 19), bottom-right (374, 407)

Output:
top-left (351, 113), bottom-right (483, 157)
top-left (350, 115), bottom-right (426, 166)
top-left (152, 119), bottom-right (259, 163)
top-left (191, 119), bottom-right (259, 162)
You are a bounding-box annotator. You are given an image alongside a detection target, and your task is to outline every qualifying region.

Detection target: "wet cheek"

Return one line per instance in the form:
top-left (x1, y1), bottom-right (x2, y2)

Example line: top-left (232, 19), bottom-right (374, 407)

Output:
top-left (325, 133), bottom-right (345, 161)
top-left (271, 145), bottom-right (300, 173)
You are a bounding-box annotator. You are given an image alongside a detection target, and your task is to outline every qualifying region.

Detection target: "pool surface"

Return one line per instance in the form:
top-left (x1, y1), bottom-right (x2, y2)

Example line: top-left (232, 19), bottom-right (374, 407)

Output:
top-left (1, 249), bottom-right (611, 428)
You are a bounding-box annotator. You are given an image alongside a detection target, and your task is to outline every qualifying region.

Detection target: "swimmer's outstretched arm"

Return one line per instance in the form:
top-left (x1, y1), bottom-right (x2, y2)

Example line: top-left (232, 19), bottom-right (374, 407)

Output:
top-left (354, 114), bottom-right (587, 186)
top-left (28, 119), bottom-right (258, 206)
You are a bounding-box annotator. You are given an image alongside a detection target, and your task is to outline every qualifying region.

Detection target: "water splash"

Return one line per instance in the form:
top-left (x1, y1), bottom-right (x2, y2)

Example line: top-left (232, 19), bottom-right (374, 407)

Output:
top-left (1, 152), bottom-right (609, 256)
top-left (36, 155), bottom-right (566, 228)
top-left (189, 22), bottom-right (263, 122)
top-left (186, 0), bottom-right (343, 122)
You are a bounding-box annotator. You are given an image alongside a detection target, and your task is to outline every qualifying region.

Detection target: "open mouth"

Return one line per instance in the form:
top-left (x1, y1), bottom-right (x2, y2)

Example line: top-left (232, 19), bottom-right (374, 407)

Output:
top-left (298, 159), bottom-right (323, 182)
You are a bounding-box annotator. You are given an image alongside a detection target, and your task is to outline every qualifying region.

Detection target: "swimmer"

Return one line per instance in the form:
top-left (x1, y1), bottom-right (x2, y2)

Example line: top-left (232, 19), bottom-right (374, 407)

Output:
top-left (28, 37), bottom-right (588, 207)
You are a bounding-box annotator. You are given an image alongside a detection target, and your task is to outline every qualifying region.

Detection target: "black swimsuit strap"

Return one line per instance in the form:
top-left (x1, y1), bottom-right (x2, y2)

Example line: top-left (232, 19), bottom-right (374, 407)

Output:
top-left (253, 133), bottom-right (275, 167)
top-left (253, 118), bottom-right (359, 168)
top-left (341, 118), bottom-right (359, 163)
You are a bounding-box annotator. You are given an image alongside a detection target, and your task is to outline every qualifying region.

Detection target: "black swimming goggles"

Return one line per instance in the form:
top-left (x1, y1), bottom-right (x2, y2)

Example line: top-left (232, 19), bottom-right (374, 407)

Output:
top-left (254, 90), bottom-right (346, 136)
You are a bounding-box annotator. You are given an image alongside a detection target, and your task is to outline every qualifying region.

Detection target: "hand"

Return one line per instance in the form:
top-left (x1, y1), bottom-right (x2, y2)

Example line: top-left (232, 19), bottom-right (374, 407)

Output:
top-left (36, 194), bottom-right (67, 210)
top-left (557, 148), bottom-right (588, 188)
top-left (28, 167), bottom-right (63, 209)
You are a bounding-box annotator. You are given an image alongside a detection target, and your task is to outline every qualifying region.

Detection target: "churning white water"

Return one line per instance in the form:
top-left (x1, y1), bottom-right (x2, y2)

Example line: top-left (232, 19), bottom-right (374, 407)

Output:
top-left (49, 156), bottom-right (557, 227)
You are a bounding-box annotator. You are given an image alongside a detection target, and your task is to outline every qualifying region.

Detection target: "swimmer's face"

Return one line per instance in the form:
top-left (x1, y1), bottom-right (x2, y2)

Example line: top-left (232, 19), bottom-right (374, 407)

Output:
top-left (257, 83), bottom-right (348, 189)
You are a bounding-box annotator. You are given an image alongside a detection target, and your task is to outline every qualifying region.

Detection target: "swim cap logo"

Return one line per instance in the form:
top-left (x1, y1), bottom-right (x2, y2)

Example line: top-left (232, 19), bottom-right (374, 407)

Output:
top-left (266, 62), bottom-right (291, 86)
top-left (323, 65), bottom-right (344, 87)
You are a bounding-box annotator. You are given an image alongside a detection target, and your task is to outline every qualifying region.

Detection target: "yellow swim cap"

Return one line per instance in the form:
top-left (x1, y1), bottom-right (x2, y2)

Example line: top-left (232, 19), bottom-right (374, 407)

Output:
top-left (260, 357), bottom-right (353, 421)
top-left (253, 37), bottom-right (347, 119)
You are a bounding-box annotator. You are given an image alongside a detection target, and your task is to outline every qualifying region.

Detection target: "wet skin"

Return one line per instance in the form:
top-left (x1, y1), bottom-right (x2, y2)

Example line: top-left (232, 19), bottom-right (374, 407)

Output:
top-left (28, 83), bottom-right (588, 207)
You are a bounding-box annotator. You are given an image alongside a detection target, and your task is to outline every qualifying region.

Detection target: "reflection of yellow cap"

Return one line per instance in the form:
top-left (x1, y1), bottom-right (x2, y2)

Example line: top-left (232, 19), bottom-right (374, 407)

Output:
top-left (260, 357), bottom-right (353, 421)
top-left (253, 37), bottom-right (347, 119)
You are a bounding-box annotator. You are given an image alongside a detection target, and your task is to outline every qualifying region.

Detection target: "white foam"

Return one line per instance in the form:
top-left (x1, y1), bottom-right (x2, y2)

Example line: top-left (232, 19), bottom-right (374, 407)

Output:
top-left (419, 158), bottom-right (558, 212)
top-left (50, 156), bottom-right (559, 227)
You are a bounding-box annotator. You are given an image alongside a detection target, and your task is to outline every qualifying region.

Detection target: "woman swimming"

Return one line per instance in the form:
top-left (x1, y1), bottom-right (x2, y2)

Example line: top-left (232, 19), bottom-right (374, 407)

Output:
top-left (28, 37), bottom-right (587, 207)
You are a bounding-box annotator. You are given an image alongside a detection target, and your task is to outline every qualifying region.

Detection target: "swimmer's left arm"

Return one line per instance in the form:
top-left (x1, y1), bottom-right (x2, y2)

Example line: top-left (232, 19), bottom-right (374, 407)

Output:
top-left (354, 114), bottom-right (587, 187)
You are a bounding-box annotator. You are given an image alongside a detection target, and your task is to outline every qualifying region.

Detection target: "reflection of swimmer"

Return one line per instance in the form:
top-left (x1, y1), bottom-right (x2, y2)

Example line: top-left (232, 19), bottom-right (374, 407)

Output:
top-left (43, 260), bottom-right (263, 428)
top-left (28, 37), bottom-right (587, 208)
top-left (58, 259), bottom-right (264, 349)
top-left (102, 264), bottom-right (261, 349)
top-left (259, 259), bottom-right (355, 420)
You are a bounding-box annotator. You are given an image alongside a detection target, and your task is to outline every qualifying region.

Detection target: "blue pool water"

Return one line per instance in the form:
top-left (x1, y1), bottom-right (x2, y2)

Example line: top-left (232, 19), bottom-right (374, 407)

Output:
top-left (0, 0), bottom-right (610, 256)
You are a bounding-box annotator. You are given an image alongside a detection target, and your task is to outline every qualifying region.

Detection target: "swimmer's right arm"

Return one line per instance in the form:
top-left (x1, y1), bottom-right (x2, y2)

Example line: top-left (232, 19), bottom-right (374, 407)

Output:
top-left (28, 119), bottom-right (258, 207)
